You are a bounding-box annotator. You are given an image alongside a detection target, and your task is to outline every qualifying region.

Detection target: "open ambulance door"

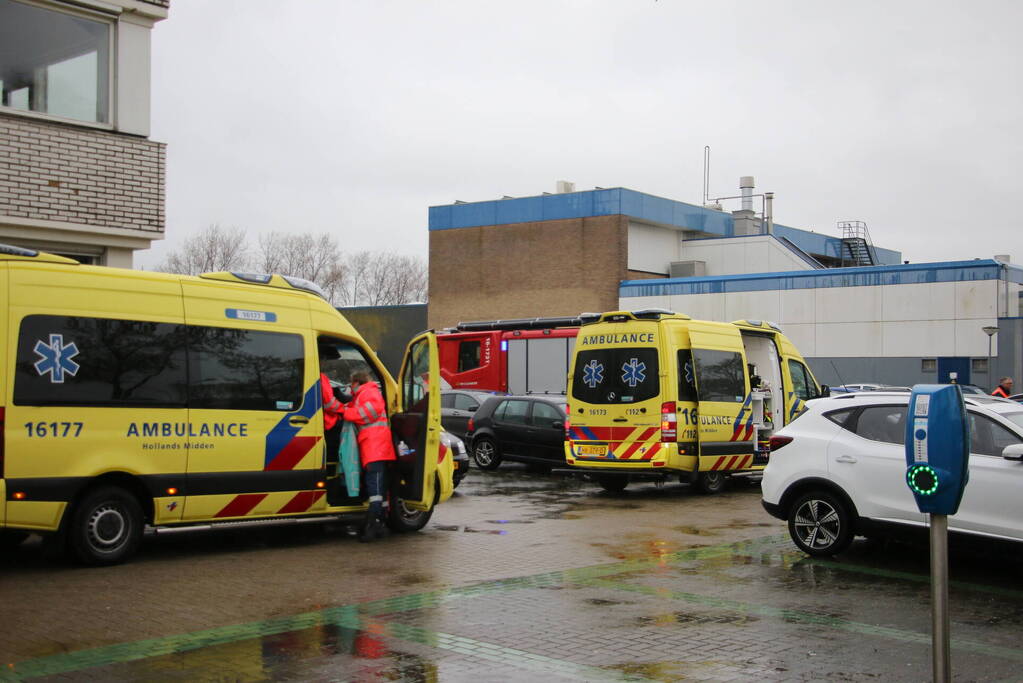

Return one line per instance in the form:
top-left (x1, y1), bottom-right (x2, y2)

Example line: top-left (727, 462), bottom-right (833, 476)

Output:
top-left (686, 323), bottom-right (754, 481)
top-left (391, 332), bottom-right (442, 511)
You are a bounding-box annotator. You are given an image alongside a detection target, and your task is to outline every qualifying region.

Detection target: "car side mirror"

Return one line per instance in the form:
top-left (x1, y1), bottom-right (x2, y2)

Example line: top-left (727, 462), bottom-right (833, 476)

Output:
top-left (552, 421), bottom-right (564, 430)
top-left (1002, 444), bottom-right (1023, 461)
top-left (820, 384), bottom-right (831, 398)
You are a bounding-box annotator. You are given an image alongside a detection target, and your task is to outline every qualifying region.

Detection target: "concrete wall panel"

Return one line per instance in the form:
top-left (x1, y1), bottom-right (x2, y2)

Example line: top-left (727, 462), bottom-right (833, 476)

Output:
top-left (724, 290), bottom-right (782, 324)
top-left (627, 222), bottom-right (678, 274)
top-left (815, 285), bottom-right (882, 323)
top-left (816, 322), bottom-right (883, 357)
top-left (955, 280), bottom-right (998, 319)
top-left (882, 320), bottom-right (956, 356)
top-left (779, 289), bottom-right (816, 325)
top-left (669, 294), bottom-right (724, 321)
top-left (882, 282), bottom-right (957, 322)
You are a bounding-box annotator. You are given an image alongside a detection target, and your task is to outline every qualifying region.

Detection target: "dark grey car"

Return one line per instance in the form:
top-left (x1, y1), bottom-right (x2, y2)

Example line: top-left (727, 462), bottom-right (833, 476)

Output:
top-left (441, 389), bottom-right (500, 441)
top-left (466, 395), bottom-right (567, 471)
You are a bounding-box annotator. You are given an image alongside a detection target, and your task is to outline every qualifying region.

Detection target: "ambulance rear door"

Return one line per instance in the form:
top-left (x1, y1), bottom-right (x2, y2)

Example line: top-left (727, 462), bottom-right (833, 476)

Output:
top-left (391, 332), bottom-right (442, 509)
top-left (686, 323), bottom-right (754, 470)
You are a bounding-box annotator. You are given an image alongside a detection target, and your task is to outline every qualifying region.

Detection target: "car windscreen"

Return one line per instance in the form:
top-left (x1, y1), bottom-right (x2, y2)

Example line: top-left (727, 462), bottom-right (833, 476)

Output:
top-left (571, 347), bottom-right (659, 405)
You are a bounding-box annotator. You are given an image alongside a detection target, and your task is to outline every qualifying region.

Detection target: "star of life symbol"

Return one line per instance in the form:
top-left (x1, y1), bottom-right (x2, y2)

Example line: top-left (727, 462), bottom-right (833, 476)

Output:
top-left (582, 359), bottom-right (605, 389)
top-left (33, 334), bottom-right (80, 383)
top-left (621, 357), bottom-right (646, 388)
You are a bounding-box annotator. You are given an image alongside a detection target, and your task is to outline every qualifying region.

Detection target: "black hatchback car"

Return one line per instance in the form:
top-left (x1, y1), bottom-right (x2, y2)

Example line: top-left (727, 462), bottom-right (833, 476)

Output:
top-left (440, 389), bottom-right (500, 442)
top-left (466, 395), bottom-right (567, 471)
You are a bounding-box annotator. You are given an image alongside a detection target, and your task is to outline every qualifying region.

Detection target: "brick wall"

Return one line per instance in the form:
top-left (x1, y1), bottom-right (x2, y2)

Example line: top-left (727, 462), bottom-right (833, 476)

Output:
top-left (0, 113), bottom-right (165, 234)
top-left (428, 215), bottom-right (628, 329)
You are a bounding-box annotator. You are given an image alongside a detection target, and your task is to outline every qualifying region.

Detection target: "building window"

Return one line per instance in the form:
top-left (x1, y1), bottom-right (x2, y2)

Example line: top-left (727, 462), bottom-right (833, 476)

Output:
top-left (0, 0), bottom-right (111, 124)
top-left (972, 358), bottom-right (988, 374)
top-left (921, 359), bottom-right (937, 373)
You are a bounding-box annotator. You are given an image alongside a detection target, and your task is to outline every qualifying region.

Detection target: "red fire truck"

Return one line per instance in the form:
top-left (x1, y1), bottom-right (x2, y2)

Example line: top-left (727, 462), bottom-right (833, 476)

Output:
top-left (437, 316), bottom-right (585, 394)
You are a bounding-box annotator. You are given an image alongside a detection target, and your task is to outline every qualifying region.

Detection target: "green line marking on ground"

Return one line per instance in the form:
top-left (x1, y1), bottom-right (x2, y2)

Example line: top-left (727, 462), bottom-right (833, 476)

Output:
top-left (3, 539), bottom-right (766, 680)
top-left (579, 576), bottom-right (1023, 663)
top-left (7, 532), bottom-right (1019, 680)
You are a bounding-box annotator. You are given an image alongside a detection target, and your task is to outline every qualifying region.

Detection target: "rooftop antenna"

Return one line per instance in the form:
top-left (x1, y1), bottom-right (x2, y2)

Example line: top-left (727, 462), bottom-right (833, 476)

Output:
top-left (702, 145), bottom-right (710, 205)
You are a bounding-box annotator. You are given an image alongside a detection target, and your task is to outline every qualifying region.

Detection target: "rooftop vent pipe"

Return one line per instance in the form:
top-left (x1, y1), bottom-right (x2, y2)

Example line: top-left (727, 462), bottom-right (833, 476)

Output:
top-left (740, 176), bottom-right (754, 211)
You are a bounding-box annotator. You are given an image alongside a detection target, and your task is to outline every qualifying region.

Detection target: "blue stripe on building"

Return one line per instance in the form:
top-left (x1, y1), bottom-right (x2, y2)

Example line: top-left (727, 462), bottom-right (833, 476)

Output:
top-left (619, 260), bottom-right (1023, 297)
top-left (429, 187), bottom-right (901, 265)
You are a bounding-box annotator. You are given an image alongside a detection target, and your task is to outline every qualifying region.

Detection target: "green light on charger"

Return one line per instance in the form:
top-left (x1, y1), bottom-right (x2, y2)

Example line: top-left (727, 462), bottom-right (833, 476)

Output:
top-left (907, 464), bottom-right (939, 495)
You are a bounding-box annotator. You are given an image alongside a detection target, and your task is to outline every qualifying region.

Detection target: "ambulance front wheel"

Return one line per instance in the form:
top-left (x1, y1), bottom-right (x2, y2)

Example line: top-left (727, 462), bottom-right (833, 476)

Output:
top-left (472, 437), bottom-right (502, 470)
top-left (696, 471), bottom-right (727, 495)
top-left (68, 486), bottom-right (144, 565)
top-left (387, 499), bottom-right (434, 532)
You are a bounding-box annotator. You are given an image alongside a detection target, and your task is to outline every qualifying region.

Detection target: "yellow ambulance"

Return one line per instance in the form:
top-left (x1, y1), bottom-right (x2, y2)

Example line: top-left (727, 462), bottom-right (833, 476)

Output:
top-left (565, 310), bottom-right (823, 493)
top-left (0, 245), bottom-right (452, 564)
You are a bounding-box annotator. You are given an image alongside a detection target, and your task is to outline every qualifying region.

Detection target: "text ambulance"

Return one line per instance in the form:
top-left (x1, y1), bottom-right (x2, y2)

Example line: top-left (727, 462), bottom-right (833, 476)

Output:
top-left (566, 310), bottom-right (823, 493)
top-left (0, 245), bottom-right (452, 564)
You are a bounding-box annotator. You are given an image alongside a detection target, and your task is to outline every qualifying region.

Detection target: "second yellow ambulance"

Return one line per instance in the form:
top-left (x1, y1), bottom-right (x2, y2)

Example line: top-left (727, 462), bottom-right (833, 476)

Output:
top-left (565, 309), bottom-right (822, 493)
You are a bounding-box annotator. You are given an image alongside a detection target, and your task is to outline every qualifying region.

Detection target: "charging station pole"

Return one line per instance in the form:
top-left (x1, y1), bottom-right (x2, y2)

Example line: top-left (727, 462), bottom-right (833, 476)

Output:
top-left (905, 384), bottom-right (969, 683)
top-left (930, 514), bottom-right (950, 683)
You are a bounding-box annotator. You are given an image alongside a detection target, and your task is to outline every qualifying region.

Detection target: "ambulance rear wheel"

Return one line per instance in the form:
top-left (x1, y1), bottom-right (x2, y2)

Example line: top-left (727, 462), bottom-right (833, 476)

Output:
top-left (68, 486), bottom-right (144, 566)
top-left (472, 437), bottom-right (502, 470)
top-left (595, 475), bottom-right (629, 493)
top-left (696, 471), bottom-right (727, 495)
top-left (387, 499), bottom-right (434, 533)
top-left (0, 530), bottom-right (29, 550)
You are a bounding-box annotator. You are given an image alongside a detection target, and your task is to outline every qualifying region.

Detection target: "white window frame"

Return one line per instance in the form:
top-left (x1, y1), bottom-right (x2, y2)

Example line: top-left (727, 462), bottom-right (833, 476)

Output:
top-left (0, 0), bottom-right (119, 130)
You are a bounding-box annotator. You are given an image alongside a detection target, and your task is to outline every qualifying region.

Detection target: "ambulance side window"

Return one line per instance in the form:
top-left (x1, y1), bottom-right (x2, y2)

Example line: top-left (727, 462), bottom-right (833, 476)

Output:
top-left (787, 360), bottom-right (819, 401)
top-left (318, 338), bottom-right (381, 391)
top-left (188, 326), bottom-right (304, 411)
top-left (677, 349), bottom-right (698, 402)
top-left (691, 349), bottom-right (745, 402)
top-left (14, 314), bottom-right (188, 407)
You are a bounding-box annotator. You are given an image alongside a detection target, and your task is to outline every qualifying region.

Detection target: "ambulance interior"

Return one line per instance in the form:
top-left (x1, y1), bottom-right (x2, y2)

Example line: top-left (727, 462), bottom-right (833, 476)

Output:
top-left (740, 333), bottom-right (783, 429)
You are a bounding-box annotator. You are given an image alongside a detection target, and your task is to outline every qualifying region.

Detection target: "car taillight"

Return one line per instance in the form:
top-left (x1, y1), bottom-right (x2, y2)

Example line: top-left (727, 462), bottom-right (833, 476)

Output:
top-left (467, 417), bottom-right (474, 433)
top-left (660, 401), bottom-right (677, 442)
top-left (769, 435), bottom-right (793, 452)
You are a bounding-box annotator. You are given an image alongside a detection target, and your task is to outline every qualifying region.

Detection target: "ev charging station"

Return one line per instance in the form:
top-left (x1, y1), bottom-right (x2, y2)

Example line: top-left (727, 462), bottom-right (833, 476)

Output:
top-left (904, 384), bottom-right (970, 683)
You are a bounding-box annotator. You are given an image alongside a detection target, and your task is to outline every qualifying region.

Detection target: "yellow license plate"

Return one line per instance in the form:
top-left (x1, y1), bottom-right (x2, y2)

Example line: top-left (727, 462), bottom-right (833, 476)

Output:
top-left (576, 444), bottom-right (608, 457)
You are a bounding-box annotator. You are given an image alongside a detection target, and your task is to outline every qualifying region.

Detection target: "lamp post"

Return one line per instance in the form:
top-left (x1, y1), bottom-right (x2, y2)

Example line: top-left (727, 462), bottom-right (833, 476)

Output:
top-left (983, 326), bottom-right (999, 389)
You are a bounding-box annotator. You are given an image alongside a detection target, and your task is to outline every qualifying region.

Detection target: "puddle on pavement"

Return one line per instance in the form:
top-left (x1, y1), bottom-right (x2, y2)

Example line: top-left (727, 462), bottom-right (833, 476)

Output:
top-left (118, 622), bottom-right (439, 682)
top-left (605, 659), bottom-right (727, 681)
top-left (484, 519), bottom-right (534, 524)
top-left (433, 524), bottom-right (507, 535)
top-left (674, 525), bottom-right (719, 536)
top-left (636, 611), bottom-right (759, 627)
top-left (585, 598), bottom-right (631, 606)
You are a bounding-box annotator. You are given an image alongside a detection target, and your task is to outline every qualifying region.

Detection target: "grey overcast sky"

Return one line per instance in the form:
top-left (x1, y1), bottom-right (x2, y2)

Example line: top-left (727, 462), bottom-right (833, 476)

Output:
top-left (139, 0), bottom-right (1022, 269)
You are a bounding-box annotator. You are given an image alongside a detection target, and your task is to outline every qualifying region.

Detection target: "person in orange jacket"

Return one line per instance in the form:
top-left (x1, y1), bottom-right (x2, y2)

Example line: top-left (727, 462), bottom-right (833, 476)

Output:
top-left (319, 346), bottom-right (345, 471)
top-left (343, 369), bottom-right (397, 541)
top-left (992, 377), bottom-right (1014, 398)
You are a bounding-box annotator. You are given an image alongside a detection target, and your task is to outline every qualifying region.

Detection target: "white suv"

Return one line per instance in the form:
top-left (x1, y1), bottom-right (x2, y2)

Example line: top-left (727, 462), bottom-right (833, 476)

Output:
top-left (762, 391), bottom-right (1023, 556)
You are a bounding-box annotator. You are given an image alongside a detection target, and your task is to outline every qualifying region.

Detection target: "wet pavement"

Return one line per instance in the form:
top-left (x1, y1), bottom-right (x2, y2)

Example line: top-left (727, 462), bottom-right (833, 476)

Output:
top-left (3, 466), bottom-right (1023, 681)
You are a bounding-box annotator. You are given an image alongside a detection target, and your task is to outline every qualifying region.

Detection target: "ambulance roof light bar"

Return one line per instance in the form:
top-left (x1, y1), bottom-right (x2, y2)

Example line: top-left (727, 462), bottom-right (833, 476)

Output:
top-left (199, 271), bottom-right (330, 300)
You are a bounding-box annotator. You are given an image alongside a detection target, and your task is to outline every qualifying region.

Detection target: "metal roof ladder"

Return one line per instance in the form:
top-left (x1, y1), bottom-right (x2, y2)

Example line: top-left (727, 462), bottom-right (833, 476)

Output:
top-left (838, 220), bottom-right (878, 267)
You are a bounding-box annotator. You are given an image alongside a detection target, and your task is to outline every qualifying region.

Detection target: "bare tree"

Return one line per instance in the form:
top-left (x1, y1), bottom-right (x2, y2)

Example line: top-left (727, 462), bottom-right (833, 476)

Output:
top-left (156, 224), bottom-right (250, 275)
top-left (347, 252), bottom-right (427, 306)
top-left (156, 225), bottom-right (426, 306)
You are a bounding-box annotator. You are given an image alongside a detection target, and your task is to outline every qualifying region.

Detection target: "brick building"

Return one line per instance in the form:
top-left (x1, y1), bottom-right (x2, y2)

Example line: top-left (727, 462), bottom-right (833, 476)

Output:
top-left (0, 0), bottom-right (169, 267)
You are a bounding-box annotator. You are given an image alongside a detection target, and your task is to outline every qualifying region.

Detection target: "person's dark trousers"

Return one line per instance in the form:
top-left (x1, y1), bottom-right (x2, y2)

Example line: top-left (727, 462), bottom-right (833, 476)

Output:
top-left (365, 461), bottom-right (388, 522)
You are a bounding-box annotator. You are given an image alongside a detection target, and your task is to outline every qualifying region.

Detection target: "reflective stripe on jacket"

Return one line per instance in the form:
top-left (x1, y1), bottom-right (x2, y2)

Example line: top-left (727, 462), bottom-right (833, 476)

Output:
top-left (343, 381), bottom-right (397, 465)
top-left (992, 386), bottom-right (1010, 398)
top-left (321, 373), bottom-right (342, 430)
